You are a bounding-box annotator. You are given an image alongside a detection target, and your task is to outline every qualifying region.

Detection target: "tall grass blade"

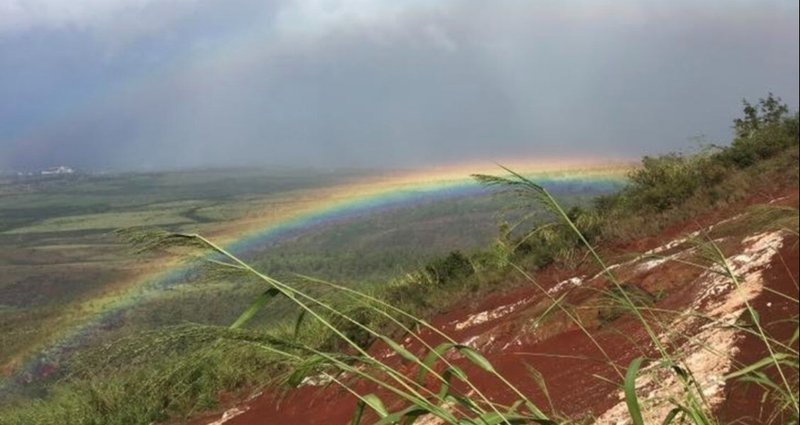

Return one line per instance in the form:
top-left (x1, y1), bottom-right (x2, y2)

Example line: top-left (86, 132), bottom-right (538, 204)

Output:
top-left (624, 357), bottom-right (646, 425)
top-left (293, 309), bottom-right (307, 340)
top-left (418, 342), bottom-right (458, 384)
top-left (362, 393), bottom-right (389, 418)
top-left (380, 336), bottom-right (420, 363)
top-left (457, 346), bottom-right (496, 373)
top-left (373, 406), bottom-right (429, 425)
top-left (723, 353), bottom-right (791, 380)
top-left (661, 407), bottom-right (682, 425)
top-left (230, 287), bottom-right (281, 329)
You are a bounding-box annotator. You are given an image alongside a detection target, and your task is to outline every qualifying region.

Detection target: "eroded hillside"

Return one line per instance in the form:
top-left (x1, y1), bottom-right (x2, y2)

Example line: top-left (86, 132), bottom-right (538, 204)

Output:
top-left (193, 189), bottom-right (798, 425)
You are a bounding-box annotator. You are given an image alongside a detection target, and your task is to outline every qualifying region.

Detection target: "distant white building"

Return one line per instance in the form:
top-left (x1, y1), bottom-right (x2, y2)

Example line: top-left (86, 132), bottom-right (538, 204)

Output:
top-left (41, 166), bottom-right (74, 175)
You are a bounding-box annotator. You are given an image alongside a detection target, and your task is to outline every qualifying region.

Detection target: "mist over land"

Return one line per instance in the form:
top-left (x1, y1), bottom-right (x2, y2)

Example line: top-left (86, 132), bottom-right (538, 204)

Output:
top-left (1, 0), bottom-right (798, 171)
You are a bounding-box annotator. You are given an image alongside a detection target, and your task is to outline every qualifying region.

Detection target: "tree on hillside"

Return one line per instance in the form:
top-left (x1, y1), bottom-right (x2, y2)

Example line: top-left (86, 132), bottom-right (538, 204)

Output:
top-left (733, 92), bottom-right (790, 138)
top-left (725, 93), bottom-right (798, 167)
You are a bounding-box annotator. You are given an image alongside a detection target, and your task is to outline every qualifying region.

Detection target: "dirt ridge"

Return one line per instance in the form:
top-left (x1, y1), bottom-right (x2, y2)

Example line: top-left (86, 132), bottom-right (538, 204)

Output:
top-left (191, 189), bottom-right (799, 425)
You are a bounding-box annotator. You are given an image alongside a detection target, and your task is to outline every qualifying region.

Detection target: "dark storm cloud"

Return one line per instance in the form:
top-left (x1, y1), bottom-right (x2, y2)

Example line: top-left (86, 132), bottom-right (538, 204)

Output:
top-left (1, 1), bottom-right (797, 170)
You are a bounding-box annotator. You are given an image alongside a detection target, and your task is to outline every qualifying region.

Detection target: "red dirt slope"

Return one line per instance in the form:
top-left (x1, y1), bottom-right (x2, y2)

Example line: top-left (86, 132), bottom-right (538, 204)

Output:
top-left (192, 189), bottom-right (799, 425)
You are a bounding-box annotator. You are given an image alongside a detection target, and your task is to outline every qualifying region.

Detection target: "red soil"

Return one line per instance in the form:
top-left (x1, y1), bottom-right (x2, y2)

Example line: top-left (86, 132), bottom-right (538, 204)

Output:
top-left (190, 188), bottom-right (799, 425)
top-left (716, 238), bottom-right (799, 423)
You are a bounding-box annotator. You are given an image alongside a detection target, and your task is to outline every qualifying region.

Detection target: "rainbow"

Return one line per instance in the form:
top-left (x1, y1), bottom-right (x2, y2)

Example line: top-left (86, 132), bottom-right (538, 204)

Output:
top-left (223, 160), bottom-right (630, 254)
top-left (5, 160), bottom-right (631, 387)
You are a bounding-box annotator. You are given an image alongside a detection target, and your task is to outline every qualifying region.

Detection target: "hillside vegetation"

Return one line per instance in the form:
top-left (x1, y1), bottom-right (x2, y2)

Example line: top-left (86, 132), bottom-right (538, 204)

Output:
top-left (4, 168), bottom-right (599, 378)
top-left (0, 95), bottom-right (797, 425)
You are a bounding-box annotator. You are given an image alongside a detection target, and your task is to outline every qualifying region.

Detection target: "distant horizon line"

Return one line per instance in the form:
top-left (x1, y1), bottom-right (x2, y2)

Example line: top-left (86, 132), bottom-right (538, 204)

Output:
top-left (3, 156), bottom-right (639, 175)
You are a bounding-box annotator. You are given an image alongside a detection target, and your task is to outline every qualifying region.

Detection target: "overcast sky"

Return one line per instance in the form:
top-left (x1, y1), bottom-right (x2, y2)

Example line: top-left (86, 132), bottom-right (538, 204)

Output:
top-left (1, 0), bottom-right (797, 170)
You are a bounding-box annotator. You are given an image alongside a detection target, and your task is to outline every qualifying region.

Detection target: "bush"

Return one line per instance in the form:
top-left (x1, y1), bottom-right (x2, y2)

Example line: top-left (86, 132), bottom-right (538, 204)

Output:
top-left (424, 250), bottom-right (474, 285)
top-left (595, 94), bottom-right (797, 219)
top-left (723, 94), bottom-right (799, 168)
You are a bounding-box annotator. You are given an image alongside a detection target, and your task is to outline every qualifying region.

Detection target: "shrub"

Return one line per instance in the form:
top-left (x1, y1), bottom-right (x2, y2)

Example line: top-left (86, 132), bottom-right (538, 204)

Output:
top-left (423, 250), bottom-right (474, 285)
top-left (723, 94), bottom-right (799, 168)
top-left (595, 94), bottom-right (797, 222)
top-left (622, 153), bottom-right (714, 213)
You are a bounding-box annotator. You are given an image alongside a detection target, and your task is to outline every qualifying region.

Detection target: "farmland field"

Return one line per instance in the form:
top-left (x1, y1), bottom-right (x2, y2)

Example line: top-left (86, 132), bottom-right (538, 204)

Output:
top-left (0, 167), bottom-right (618, 397)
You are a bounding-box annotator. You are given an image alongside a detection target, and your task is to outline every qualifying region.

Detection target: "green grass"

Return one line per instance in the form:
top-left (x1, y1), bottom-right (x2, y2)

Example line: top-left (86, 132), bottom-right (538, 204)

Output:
top-left (0, 327), bottom-right (286, 425)
top-left (3, 209), bottom-right (196, 234)
top-left (0, 163), bottom-right (611, 410)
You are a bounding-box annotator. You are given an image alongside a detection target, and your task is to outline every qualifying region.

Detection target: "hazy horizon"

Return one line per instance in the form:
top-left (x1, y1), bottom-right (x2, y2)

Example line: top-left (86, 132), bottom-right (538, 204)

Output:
top-left (4, 155), bottom-right (640, 175)
top-left (2, 1), bottom-right (798, 171)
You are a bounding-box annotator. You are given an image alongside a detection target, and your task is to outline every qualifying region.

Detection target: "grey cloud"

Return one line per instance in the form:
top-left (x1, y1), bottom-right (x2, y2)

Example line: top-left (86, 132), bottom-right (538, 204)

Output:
top-left (1, 1), bottom-right (797, 170)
